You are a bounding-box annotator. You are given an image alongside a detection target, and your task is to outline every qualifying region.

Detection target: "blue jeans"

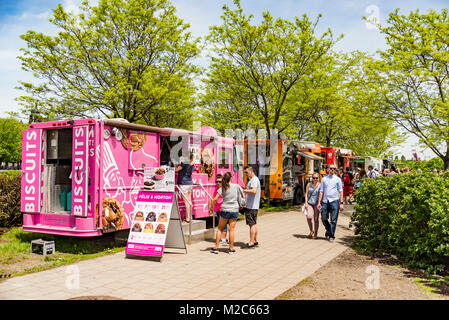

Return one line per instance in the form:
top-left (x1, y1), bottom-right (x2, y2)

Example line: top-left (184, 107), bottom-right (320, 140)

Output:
top-left (321, 200), bottom-right (340, 239)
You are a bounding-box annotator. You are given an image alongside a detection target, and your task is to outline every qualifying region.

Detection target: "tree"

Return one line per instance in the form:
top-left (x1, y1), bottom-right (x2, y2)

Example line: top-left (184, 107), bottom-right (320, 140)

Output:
top-left (366, 9), bottom-right (449, 169)
top-left (201, 0), bottom-right (339, 134)
top-left (17, 0), bottom-right (200, 129)
top-left (0, 118), bottom-right (27, 164)
top-left (397, 157), bottom-right (443, 171)
top-left (290, 51), bottom-right (402, 157)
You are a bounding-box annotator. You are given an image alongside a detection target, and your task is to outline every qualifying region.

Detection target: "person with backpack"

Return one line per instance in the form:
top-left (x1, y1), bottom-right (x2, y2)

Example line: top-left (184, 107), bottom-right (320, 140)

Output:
top-left (342, 167), bottom-right (354, 205)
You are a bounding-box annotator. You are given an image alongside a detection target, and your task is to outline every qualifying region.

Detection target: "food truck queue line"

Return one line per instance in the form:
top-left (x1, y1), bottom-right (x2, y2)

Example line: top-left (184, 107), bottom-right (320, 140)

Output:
top-left (21, 118), bottom-right (359, 238)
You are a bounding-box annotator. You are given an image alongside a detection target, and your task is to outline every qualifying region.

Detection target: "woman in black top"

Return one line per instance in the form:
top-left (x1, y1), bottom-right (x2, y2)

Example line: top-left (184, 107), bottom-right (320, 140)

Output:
top-left (175, 152), bottom-right (195, 223)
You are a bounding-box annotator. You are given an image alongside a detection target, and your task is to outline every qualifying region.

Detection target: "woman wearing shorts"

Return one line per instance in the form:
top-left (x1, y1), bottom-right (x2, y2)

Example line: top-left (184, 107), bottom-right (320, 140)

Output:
top-left (176, 152), bottom-right (195, 223)
top-left (304, 172), bottom-right (321, 239)
top-left (210, 172), bottom-right (240, 255)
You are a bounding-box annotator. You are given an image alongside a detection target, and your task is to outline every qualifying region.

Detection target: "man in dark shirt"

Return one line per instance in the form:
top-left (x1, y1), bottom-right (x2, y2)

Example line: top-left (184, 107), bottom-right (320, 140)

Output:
top-left (341, 167), bottom-right (354, 205)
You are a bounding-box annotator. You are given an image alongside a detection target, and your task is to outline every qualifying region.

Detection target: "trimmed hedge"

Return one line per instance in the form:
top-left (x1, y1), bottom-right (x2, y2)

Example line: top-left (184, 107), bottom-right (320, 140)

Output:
top-left (0, 172), bottom-right (21, 228)
top-left (351, 172), bottom-right (449, 274)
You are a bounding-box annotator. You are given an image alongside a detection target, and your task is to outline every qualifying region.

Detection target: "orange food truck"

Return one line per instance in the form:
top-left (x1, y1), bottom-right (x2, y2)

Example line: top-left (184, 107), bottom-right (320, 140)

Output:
top-left (242, 137), bottom-right (298, 204)
top-left (242, 139), bottom-right (323, 205)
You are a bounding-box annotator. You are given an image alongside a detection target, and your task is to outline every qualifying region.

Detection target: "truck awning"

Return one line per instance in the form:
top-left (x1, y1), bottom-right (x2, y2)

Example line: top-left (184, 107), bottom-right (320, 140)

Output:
top-left (298, 151), bottom-right (323, 160)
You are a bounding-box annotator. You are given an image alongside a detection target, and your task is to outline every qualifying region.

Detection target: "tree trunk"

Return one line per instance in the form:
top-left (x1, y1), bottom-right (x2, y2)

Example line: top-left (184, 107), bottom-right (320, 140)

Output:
top-left (443, 155), bottom-right (449, 171)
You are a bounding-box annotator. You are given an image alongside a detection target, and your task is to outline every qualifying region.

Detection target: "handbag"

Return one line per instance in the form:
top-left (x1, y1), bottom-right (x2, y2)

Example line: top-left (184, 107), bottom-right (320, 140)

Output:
top-left (301, 204), bottom-right (307, 215)
top-left (237, 185), bottom-right (246, 208)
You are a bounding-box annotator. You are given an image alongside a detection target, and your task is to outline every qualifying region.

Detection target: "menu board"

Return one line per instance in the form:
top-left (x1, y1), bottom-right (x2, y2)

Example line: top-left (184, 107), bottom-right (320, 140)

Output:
top-left (126, 192), bottom-right (174, 257)
top-left (143, 166), bottom-right (175, 192)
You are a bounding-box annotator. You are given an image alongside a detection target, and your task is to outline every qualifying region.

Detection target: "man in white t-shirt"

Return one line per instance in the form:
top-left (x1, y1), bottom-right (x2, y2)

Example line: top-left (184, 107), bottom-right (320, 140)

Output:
top-left (367, 165), bottom-right (380, 178)
top-left (243, 166), bottom-right (261, 248)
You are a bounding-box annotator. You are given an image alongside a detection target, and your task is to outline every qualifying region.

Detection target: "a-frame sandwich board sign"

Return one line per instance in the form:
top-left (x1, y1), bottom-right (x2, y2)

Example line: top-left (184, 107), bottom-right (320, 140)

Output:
top-left (165, 195), bottom-right (187, 254)
top-left (125, 191), bottom-right (187, 261)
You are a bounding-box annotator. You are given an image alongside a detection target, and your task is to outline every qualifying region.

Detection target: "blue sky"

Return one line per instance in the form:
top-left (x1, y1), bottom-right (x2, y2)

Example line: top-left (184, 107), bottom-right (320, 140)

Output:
top-left (1, 0), bottom-right (448, 159)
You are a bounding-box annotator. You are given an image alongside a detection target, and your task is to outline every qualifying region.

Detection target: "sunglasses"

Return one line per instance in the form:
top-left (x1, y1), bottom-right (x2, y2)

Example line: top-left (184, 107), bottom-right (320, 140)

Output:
top-left (216, 181), bottom-right (222, 183)
top-left (312, 177), bottom-right (319, 179)
top-left (329, 168), bottom-right (336, 170)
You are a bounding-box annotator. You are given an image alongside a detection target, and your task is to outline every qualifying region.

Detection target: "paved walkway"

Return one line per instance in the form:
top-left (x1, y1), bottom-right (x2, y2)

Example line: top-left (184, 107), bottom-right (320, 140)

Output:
top-left (0, 205), bottom-right (355, 300)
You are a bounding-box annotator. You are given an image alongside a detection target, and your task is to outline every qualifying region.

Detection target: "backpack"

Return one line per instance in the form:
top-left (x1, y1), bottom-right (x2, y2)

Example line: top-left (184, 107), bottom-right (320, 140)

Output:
top-left (342, 173), bottom-right (351, 186)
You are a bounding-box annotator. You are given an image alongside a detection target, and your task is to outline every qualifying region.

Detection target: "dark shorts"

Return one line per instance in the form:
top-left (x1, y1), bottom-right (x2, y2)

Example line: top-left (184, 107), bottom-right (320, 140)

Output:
top-left (243, 208), bottom-right (258, 226)
top-left (220, 211), bottom-right (239, 220)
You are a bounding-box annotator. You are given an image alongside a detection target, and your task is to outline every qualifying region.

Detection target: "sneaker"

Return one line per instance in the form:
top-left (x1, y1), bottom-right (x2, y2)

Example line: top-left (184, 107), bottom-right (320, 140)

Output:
top-left (228, 249), bottom-right (236, 255)
top-left (220, 239), bottom-right (229, 246)
top-left (325, 231), bottom-right (330, 239)
top-left (329, 238), bottom-right (335, 243)
top-left (210, 248), bottom-right (219, 254)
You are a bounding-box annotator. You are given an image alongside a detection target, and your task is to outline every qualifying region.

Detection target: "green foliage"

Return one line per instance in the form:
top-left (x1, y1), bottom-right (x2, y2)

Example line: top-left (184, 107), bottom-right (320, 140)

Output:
top-left (17, 0), bottom-right (200, 128)
top-left (0, 171), bottom-right (21, 178)
top-left (351, 172), bottom-right (449, 273)
top-left (366, 9), bottom-right (449, 168)
top-left (397, 157), bottom-right (444, 171)
top-left (201, 0), bottom-right (339, 134)
top-left (0, 174), bottom-right (22, 228)
top-left (0, 118), bottom-right (27, 163)
top-left (290, 52), bottom-right (402, 157)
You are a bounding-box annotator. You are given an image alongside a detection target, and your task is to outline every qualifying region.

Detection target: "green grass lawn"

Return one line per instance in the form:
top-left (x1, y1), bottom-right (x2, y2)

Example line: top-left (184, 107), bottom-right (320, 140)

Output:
top-left (0, 227), bottom-right (125, 279)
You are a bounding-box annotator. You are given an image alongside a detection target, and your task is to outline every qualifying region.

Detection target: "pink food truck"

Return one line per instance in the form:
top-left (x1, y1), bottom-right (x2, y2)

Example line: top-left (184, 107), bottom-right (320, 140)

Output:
top-left (21, 118), bottom-right (244, 237)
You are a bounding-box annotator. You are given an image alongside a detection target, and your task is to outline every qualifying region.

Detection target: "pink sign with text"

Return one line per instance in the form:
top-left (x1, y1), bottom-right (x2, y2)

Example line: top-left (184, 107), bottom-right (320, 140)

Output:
top-left (72, 126), bottom-right (89, 217)
top-left (21, 129), bottom-right (42, 213)
top-left (126, 191), bottom-right (174, 257)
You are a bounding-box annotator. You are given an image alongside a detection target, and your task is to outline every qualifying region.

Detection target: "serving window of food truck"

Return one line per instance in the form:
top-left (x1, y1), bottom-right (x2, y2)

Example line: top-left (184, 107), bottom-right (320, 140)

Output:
top-left (22, 119), bottom-right (100, 236)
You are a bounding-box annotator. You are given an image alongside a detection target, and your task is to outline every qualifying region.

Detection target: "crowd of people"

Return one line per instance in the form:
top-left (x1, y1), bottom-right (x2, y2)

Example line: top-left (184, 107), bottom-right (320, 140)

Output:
top-left (209, 166), bottom-right (261, 255)
top-left (198, 158), bottom-right (446, 254)
top-left (301, 163), bottom-right (446, 244)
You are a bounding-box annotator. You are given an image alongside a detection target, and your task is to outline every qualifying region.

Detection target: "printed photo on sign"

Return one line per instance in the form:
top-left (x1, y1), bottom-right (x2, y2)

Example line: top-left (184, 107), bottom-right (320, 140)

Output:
top-left (126, 192), bottom-right (174, 257)
top-left (143, 166), bottom-right (175, 192)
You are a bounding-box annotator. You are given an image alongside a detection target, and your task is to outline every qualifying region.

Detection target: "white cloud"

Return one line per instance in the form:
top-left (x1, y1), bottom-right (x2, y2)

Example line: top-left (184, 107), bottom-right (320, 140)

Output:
top-left (18, 10), bottom-right (51, 21)
top-left (63, 0), bottom-right (81, 15)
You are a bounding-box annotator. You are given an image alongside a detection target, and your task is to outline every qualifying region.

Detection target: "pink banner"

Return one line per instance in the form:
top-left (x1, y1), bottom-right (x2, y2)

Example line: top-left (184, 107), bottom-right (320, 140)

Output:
top-left (137, 192), bottom-right (174, 203)
top-left (126, 243), bottom-right (164, 257)
top-left (72, 126), bottom-right (89, 217)
top-left (21, 129), bottom-right (42, 213)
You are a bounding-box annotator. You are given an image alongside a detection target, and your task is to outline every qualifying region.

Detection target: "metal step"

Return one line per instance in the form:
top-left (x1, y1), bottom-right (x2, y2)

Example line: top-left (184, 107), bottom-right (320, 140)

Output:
top-left (181, 219), bottom-right (206, 233)
top-left (182, 219), bottom-right (214, 244)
